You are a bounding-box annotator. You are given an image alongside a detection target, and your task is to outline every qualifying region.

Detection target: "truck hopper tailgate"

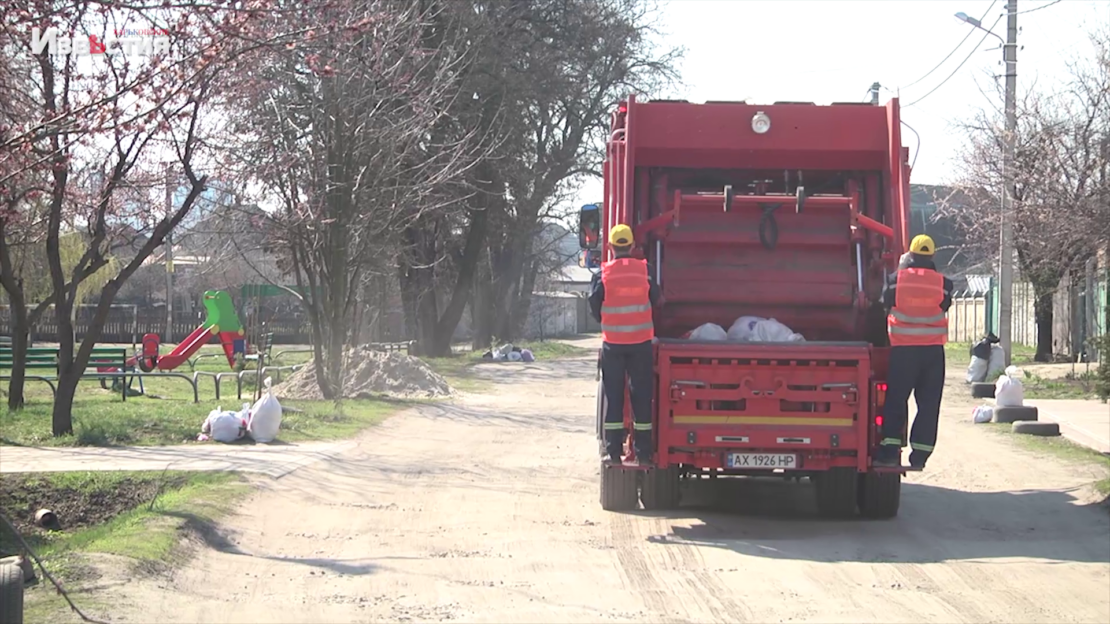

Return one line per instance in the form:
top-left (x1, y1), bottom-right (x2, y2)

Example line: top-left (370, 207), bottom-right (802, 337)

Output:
top-left (656, 338), bottom-right (872, 471)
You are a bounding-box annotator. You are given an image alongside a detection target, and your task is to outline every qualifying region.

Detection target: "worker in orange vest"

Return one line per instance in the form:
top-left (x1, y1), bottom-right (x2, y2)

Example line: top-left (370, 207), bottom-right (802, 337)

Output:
top-left (588, 224), bottom-right (660, 465)
top-left (875, 234), bottom-right (954, 468)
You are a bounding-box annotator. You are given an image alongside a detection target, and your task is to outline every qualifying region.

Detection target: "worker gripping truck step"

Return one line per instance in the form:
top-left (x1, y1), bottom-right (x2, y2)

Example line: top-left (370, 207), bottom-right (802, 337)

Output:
top-left (875, 234), bottom-right (954, 469)
top-left (588, 224), bottom-right (661, 466)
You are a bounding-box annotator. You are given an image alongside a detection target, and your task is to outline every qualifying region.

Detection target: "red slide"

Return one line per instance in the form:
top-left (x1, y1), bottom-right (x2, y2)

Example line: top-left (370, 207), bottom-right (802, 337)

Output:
top-left (156, 324), bottom-right (213, 371)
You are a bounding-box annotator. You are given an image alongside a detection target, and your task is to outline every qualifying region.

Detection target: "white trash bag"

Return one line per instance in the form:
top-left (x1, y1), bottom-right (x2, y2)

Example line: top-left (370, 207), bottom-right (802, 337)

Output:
top-left (966, 356), bottom-right (989, 383)
top-left (1004, 364), bottom-right (1025, 379)
top-left (202, 406), bottom-right (247, 443)
top-left (994, 374), bottom-right (1025, 408)
top-left (972, 404), bottom-right (994, 424)
top-left (751, 318), bottom-right (805, 342)
top-left (248, 377), bottom-right (283, 443)
top-left (689, 322), bottom-right (728, 341)
top-left (987, 344), bottom-right (1007, 380)
top-left (726, 316), bottom-right (762, 341)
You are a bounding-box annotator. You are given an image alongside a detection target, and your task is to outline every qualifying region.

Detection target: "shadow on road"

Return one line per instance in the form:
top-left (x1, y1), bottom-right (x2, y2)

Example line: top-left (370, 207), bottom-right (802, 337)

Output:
top-left (163, 510), bottom-right (415, 576)
top-left (638, 477), bottom-right (1110, 564)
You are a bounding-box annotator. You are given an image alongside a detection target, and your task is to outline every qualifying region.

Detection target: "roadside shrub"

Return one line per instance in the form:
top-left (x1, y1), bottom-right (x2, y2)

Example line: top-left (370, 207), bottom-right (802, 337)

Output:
top-left (1095, 332), bottom-right (1110, 401)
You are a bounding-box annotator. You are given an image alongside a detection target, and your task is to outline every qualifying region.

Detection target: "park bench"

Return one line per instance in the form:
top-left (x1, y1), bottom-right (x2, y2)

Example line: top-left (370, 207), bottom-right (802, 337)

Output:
top-left (0, 346), bottom-right (130, 400)
top-left (0, 346), bottom-right (61, 398)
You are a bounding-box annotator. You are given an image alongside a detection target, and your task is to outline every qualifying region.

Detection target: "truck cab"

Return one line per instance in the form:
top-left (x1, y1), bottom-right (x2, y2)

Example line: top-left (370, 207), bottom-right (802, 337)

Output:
top-left (583, 95), bottom-right (916, 518)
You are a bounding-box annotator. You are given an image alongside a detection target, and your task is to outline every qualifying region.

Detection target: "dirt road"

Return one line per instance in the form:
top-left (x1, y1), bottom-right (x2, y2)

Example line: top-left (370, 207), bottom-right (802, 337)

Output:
top-left (92, 341), bottom-right (1110, 623)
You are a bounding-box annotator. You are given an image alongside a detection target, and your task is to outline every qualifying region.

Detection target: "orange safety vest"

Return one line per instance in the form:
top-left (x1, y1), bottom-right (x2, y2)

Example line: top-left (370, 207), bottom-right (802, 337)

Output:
top-left (601, 257), bottom-right (654, 345)
top-left (888, 268), bottom-right (948, 346)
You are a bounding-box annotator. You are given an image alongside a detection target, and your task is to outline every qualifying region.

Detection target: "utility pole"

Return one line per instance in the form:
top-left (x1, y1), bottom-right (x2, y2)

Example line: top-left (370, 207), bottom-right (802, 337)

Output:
top-left (164, 163), bottom-right (174, 344)
top-left (870, 82), bottom-right (881, 105)
top-left (998, 0), bottom-right (1018, 366)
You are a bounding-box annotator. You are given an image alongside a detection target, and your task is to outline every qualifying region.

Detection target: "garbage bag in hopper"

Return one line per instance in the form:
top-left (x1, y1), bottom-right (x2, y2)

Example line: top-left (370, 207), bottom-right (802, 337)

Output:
top-left (994, 374), bottom-right (1024, 408)
top-left (726, 316), bottom-right (762, 341)
top-left (248, 377), bottom-right (283, 443)
top-left (202, 406), bottom-right (247, 443)
top-left (689, 323), bottom-right (728, 341)
top-left (751, 318), bottom-right (805, 342)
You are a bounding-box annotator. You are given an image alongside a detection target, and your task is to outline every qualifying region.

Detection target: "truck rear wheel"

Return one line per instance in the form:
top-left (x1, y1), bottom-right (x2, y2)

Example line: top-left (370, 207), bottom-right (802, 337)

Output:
top-left (640, 466), bottom-right (681, 510)
top-left (814, 468), bottom-right (858, 518)
top-left (0, 562), bottom-right (24, 624)
top-left (858, 471), bottom-right (901, 519)
top-left (600, 462), bottom-right (638, 511)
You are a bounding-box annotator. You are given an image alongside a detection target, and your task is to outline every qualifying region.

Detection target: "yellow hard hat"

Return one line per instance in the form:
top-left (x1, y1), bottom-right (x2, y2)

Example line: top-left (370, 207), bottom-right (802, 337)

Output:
top-left (909, 234), bottom-right (935, 256)
top-left (609, 223), bottom-right (634, 247)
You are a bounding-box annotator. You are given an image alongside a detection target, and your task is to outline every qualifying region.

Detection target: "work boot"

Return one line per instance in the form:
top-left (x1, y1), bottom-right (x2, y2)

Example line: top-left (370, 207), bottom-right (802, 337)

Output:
top-left (602, 443), bottom-right (623, 465)
top-left (873, 445), bottom-right (900, 467)
top-left (909, 450), bottom-right (929, 469)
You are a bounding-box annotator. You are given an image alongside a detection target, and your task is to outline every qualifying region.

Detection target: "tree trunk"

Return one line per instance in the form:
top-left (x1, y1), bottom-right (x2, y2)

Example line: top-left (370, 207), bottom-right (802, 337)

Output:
top-left (1033, 289), bottom-right (1053, 362)
top-left (51, 295), bottom-right (76, 435)
top-left (51, 369), bottom-right (80, 436)
top-left (4, 293), bottom-right (30, 411)
top-left (0, 222), bottom-right (31, 410)
top-left (471, 249), bottom-right (494, 350)
top-left (6, 324), bottom-right (30, 411)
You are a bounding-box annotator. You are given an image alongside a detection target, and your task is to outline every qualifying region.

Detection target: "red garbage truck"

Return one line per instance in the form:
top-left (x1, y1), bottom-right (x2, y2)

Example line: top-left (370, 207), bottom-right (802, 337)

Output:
top-left (582, 94), bottom-right (919, 518)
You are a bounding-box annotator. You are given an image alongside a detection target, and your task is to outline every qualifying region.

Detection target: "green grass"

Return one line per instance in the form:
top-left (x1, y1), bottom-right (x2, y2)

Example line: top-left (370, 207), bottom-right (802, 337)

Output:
top-left (1, 470), bottom-right (248, 622)
top-left (0, 394), bottom-right (399, 447)
top-left (985, 422), bottom-right (1110, 497)
top-left (0, 343), bottom-right (403, 446)
top-left (1020, 371), bottom-right (1101, 401)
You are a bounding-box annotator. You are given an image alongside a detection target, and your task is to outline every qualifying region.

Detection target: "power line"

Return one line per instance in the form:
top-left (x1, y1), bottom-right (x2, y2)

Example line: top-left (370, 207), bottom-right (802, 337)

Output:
top-left (899, 0), bottom-right (998, 91)
top-left (1015, 0), bottom-right (1062, 15)
top-left (903, 13), bottom-right (1005, 109)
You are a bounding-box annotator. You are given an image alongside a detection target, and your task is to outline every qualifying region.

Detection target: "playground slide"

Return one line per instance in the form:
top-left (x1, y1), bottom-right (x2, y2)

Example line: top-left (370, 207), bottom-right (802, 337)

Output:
top-left (156, 324), bottom-right (213, 371)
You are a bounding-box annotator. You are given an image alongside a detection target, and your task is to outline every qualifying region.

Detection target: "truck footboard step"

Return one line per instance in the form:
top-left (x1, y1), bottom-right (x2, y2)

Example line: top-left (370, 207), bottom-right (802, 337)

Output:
top-left (872, 465), bottom-right (923, 473)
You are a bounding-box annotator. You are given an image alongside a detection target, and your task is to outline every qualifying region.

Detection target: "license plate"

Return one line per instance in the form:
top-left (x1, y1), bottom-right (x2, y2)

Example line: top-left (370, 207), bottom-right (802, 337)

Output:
top-left (727, 453), bottom-right (797, 469)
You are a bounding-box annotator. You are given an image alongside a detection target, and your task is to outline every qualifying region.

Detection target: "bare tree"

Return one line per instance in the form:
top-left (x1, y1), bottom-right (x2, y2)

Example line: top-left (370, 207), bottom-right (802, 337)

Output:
top-left (941, 28), bottom-right (1110, 361)
top-left (225, 0), bottom-right (489, 396)
top-left (468, 0), bottom-right (681, 346)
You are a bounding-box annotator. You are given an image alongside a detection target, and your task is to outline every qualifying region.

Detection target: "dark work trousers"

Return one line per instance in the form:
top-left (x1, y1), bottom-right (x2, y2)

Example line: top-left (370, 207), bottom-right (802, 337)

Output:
top-left (880, 344), bottom-right (946, 466)
top-left (600, 340), bottom-right (654, 460)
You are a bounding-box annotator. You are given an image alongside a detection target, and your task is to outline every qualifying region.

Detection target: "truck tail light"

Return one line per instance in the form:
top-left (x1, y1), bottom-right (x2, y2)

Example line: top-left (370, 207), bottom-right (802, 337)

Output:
top-left (874, 383), bottom-right (887, 427)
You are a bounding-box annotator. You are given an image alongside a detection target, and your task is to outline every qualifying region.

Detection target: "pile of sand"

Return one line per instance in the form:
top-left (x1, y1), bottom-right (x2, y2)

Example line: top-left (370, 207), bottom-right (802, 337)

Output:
top-left (273, 347), bottom-right (453, 400)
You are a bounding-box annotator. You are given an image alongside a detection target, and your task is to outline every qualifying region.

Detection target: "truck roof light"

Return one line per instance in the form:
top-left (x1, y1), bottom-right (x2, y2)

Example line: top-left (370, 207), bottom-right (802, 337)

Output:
top-left (752, 111), bottom-right (771, 134)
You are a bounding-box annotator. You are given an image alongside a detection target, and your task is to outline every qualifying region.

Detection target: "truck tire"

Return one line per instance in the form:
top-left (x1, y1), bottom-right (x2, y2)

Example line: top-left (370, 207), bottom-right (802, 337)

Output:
top-left (0, 562), bottom-right (24, 624)
top-left (600, 462), bottom-right (638, 511)
top-left (994, 405), bottom-right (1038, 424)
top-left (640, 466), bottom-right (681, 510)
top-left (1012, 421), bottom-right (1060, 437)
top-left (971, 382), bottom-right (995, 398)
top-left (814, 468), bottom-right (858, 519)
top-left (857, 472), bottom-right (901, 519)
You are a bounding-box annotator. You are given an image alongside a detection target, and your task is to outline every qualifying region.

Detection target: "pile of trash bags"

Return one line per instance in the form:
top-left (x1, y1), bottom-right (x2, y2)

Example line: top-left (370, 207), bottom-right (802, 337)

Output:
top-left (481, 343), bottom-right (535, 362)
top-left (198, 377), bottom-right (283, 443)
top-left (686, 316), bottom-right (805, 343)
top-left (971, 365), bottom-right (1026, 424)
top-left (966, 333), bottom-right (1005, 383)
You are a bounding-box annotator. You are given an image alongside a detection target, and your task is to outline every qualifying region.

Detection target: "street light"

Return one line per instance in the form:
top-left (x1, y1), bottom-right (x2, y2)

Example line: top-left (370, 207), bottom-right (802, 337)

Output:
top-left (956, 3), bottom-right (1018, 366)
top-left (955, 12), bottom-right (1004, 44)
